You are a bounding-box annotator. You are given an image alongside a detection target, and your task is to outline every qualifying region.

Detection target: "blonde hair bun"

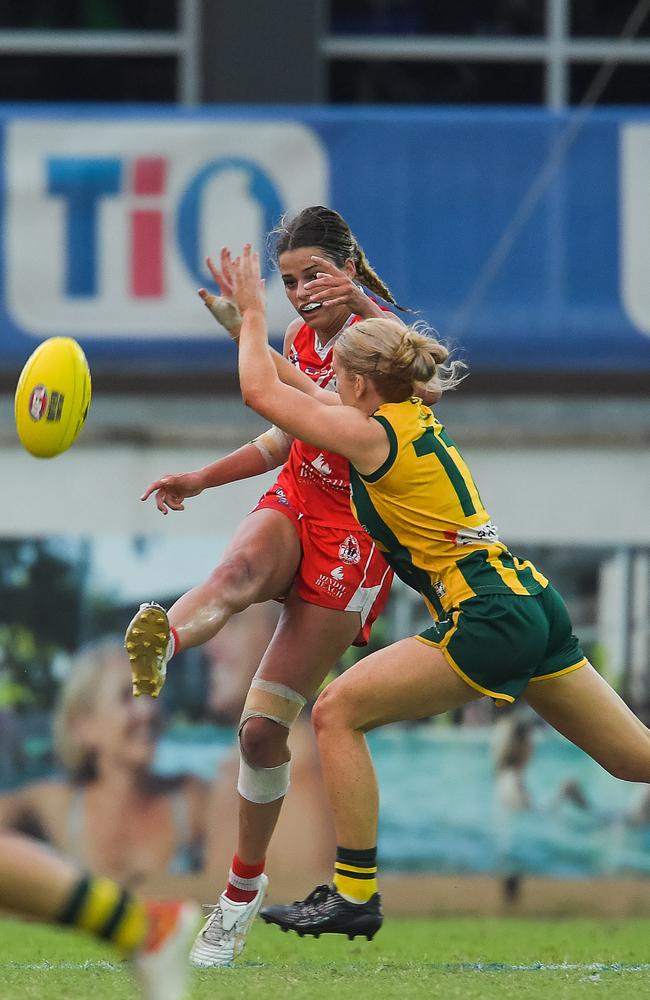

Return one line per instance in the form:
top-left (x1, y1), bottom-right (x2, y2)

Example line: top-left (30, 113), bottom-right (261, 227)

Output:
top-left (336, 318), bottom-right (464, 401)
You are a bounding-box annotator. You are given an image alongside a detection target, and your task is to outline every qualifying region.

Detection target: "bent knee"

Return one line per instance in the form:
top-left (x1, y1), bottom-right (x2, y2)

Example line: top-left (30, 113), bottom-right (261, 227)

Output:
top-left (208, 552), bottom-right (260, 610)
top-left (313, 683), bottom-right (357, 737)
top-left (240, 715), bottom-right (289, 768)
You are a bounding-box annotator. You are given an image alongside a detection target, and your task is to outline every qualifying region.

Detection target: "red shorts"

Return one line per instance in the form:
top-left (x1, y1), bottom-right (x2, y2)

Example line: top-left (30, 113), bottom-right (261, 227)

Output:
top-left (253, 485), bottom-right (393, 646)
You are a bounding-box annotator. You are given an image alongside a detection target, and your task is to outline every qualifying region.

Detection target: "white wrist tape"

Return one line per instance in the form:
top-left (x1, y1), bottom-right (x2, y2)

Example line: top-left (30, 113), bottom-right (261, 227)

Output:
top-left (202, 293), bottom-right (242, 340)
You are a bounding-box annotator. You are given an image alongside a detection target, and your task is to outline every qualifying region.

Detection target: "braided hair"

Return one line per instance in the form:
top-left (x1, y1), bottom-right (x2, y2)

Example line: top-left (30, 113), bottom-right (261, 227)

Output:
top-left (272, 206), bottom-right (405, 309)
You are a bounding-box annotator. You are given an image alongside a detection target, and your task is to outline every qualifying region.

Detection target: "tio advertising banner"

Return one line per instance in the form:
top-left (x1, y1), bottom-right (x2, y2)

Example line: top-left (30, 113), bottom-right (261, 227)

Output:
top-left (1, 105), bottom-right (650, 372)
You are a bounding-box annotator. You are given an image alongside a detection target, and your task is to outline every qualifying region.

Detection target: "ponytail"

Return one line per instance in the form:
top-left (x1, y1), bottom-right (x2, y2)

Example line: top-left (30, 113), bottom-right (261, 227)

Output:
top-left (354, 243), bottom-right (405, 310)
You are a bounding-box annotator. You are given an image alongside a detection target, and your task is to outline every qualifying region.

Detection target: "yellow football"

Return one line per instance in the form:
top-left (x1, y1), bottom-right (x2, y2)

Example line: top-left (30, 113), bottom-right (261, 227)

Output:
top-left (14, 337), bottom-right (92, 458)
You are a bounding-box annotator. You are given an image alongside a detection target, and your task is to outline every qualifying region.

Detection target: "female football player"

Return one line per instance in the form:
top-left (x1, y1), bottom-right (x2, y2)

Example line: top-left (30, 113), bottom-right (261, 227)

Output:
top-left (226, 245), bottom-right (650, 942)
top-left (125, 207), bottom-right (404, 966)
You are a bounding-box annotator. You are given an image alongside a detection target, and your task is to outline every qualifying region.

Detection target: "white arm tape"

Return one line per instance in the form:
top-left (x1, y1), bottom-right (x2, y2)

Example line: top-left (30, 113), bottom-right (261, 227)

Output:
top-left (251, 425), bottom-right (293, 469)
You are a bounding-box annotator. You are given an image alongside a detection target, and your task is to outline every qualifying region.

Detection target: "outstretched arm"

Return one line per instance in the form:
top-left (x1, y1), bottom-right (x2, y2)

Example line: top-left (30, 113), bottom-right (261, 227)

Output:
top-left (140, 435), bottom-right (292, 515)
top-left (232, 246), bottom-right (388, 472)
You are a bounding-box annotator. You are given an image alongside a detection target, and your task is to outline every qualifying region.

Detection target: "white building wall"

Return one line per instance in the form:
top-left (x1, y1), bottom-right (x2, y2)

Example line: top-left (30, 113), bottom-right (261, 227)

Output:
top-left (3, 441), bottom-right (648, 545)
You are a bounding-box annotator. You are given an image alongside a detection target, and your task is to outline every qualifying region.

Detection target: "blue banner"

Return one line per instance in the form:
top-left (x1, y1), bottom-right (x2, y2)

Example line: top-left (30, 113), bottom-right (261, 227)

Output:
top-left (1, 105), bottom-right (650, 372)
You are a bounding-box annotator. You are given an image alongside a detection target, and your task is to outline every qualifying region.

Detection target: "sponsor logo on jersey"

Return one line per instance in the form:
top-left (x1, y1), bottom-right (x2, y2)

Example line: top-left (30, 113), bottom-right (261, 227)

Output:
top-left (301, 364), bottom-right (336, 390)
top-left (330, 566), bottom-right (345, 580)
top-left (443, 520), bottom-right (499, 546)
top-left (311, 453), bottom-right (332, 476)
top-left (433, 580), bottom-right (447, 599)
top-left (339, 534), bottom-right (361, 565)
top-left (298, 460), bottom-right (350, 494)
top-left (315, 573), bottom-right (348, 599)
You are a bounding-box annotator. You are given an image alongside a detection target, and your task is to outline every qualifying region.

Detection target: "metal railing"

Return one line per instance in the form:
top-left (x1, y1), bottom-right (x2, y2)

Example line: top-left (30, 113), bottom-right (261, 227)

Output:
top-left (322, 0), bottom-right (650, 108)
top-left (1, 0), bottom-right (648, 109)
top-left (0, 0), bottom-right (201, 106)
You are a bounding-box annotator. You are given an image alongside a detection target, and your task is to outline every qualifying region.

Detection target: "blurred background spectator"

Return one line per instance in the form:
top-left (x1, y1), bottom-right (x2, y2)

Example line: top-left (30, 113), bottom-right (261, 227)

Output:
top-left (0, 640), bottom-right (212, 890)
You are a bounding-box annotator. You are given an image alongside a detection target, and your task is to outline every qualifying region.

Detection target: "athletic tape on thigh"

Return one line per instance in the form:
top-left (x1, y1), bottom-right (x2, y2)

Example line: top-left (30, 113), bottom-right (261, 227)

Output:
top-left (239, 678), bottom-right (307, 732)
top-left (237, 755), bottom-right (290, 804)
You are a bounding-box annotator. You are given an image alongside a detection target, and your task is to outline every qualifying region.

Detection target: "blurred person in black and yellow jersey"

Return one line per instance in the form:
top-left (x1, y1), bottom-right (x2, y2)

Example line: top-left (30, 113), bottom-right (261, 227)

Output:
top-left (0, 829), bottom-right (198, 999)
top-left (227, 245), bottom-right (650, 942)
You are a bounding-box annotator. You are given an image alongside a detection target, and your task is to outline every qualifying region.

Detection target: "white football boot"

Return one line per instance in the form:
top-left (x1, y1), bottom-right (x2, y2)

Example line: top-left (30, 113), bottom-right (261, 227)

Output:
top-left (124, 602), bottom-right (173, 698)
top-left (189, 875), bottom-right (269, 968)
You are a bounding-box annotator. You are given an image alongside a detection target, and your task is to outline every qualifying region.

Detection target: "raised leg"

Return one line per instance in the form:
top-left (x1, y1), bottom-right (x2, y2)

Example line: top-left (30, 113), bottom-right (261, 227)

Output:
top-left (170, 508), bottom-right (301, 649)
top-left (125, 508), bottom-right (301, 696)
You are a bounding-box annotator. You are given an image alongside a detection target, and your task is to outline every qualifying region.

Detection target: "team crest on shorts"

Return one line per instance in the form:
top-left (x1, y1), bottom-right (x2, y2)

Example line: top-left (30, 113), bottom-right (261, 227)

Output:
top-left (339, 534), bottom-right (361, 565)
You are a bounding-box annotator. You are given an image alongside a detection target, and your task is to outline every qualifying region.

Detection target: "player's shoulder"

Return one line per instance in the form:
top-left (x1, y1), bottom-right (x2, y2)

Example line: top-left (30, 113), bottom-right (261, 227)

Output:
top-left (283, 317), bottom-right (305, 357)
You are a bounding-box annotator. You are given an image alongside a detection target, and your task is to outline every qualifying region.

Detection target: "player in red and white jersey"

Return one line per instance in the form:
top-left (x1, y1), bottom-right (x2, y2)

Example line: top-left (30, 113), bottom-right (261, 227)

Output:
top-left (124, 207), bottom-right (404, 966)
top-left (256, 307), bottom-right (395, 643)
top-left (282, 316), bottom-right (353, 520)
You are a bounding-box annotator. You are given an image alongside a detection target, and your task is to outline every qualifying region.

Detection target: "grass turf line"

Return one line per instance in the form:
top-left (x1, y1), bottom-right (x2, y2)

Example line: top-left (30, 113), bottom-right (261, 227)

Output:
top-left (2, 916), bottom-right (650, 999)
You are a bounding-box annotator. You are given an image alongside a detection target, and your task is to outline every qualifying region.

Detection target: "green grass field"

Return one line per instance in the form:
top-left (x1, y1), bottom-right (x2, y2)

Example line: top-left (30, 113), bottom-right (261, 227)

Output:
top-left (2, 916), bottom-right (650, 1000)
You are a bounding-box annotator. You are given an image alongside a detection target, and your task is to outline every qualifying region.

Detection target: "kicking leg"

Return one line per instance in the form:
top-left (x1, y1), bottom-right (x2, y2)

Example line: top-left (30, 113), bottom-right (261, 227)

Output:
top-left (170, 509), bottom-right (301, 648)
top-left (126, 508), bottom-right (301, 696)
top-left (524, 663), bottom-right (650, 782)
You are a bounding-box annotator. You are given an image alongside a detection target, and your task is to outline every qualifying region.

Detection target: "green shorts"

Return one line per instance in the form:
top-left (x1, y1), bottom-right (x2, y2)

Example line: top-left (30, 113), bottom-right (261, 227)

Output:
top-left (416, 585), bottom-right (587, 704)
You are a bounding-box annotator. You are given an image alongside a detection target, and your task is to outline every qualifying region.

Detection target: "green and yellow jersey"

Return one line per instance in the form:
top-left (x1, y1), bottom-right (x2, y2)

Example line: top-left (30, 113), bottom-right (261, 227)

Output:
top-left (350, 398), bottom-right (548, 622)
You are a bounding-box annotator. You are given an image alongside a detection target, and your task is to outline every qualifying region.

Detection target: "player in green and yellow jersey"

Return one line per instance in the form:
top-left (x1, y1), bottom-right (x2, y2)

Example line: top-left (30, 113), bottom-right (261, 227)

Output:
top-left (229, 245), bottom-right (650, 942)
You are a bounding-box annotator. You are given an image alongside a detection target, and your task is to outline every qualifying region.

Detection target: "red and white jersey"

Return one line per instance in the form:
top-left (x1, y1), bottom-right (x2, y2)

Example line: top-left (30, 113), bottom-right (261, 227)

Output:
top-left (276, 314), bottom-right (362, 525)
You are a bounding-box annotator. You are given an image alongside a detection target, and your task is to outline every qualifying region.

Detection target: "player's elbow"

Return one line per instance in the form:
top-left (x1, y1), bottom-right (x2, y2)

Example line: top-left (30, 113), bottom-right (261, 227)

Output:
top-left (240, 382), bottom-right (265, 412)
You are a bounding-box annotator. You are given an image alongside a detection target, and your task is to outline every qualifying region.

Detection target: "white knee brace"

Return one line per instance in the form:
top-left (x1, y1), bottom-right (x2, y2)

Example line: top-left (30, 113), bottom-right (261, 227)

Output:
top-left (237, 678), bottom-right (307, 805)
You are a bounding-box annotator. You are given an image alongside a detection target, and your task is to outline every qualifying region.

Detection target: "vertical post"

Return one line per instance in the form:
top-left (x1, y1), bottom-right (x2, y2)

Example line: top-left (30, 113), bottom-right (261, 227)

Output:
top-left (546, 0), bottom-right (569, 109)
top-left (597, 547), bottom-right (632, 689)
top-left (179, 0), bottom-right (201, 107)
top-left (629, 550), bottom-right (650, 715)
top-left (199, 0), bottom-right (325, 103)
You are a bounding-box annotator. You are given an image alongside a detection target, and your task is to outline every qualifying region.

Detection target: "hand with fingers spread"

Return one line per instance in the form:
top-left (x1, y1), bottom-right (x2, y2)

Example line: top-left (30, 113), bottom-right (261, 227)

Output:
top-left (198, 248), bottom-right (242, 341)
top-left (210, 247), bottom-right (237, 299)
top-left (141, 471), bottom-right (206, 515)
top-left (231, 244), bottom-right (266, 317)
top-left (303, 255), bottom-right (369, 315)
